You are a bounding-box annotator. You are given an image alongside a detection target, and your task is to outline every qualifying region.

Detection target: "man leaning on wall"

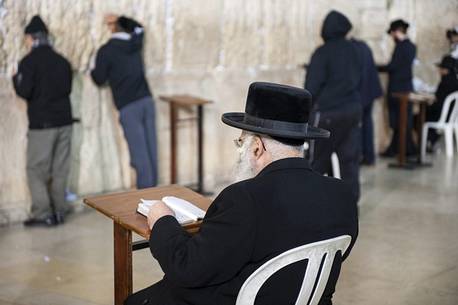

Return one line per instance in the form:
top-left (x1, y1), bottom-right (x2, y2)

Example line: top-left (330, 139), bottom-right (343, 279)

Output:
top-left (12, 15), bottom-right (74, 227)
top-left (91, 14), bottom-right (158, 189)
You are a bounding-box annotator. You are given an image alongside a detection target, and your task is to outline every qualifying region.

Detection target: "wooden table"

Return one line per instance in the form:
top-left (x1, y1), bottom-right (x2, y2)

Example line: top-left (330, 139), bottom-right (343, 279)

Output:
top-left (390, 92), bottom-right (435, 168)
top-left (84, 185), bottom-right (212, 305)
top-left (159, 95), bottom-right (212, 194)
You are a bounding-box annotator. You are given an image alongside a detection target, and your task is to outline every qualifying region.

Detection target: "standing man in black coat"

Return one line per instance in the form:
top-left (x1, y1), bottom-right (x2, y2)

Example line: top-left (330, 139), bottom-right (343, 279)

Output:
top-left (12, 15), bottom-right (73, 226)
top-left (124, 82), bottom-right (358, 305)
top-left (379, 19), bottom-right (417, 157)
top-left (305, 10), bottom-right (362, 200)
top-left (91, 14), bottom-right (157, 189)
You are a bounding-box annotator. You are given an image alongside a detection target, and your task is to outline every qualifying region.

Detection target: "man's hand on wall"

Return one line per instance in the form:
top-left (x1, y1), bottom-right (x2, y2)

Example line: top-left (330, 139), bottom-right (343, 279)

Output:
top-left (104, 13), bottom-right (118, 26)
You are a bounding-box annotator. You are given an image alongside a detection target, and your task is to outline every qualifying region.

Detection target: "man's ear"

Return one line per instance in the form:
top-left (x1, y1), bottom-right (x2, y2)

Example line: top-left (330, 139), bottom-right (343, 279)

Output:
top-left (253, 137), bottom-right (264, 160)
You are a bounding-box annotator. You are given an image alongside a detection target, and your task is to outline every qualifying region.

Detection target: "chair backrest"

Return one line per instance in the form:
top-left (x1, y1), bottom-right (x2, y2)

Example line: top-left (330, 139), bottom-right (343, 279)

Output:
top-left (235, 235), bottom-right (352, 305)
top-left (438, 91), bottom-right (458, 124)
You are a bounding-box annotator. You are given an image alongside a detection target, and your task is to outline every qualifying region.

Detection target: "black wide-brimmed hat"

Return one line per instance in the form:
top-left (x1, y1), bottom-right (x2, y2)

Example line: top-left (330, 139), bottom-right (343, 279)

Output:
top-left (24, 15), bottom-right (48, 35)
top-left (221, 82), bottom-right (330, 142)
top-left (387, 19), bottom-right (409, 34)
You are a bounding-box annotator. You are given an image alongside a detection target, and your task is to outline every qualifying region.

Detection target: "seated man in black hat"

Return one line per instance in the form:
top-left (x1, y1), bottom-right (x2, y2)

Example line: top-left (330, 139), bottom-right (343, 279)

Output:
top-left (125, 82), bottom-right (358, 305)
top-left (425, 55), bottom-right (458, 151)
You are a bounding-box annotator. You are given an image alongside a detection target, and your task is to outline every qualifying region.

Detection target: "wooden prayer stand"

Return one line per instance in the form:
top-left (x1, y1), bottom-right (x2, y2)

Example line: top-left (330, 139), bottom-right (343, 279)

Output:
top-left (390, 92), bottom-right (434, 169)
top-left (159, 95), bottom-right (212, 194)
top-left (84, 185), bottom-right (212, 305)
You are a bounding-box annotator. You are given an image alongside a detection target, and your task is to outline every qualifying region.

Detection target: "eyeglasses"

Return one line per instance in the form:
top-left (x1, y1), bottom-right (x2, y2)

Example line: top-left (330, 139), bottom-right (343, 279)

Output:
top-left (233, 134), bottom-right (267, 151)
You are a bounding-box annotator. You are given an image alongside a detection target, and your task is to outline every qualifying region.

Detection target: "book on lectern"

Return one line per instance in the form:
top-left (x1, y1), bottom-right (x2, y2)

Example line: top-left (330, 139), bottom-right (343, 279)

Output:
top-left (137, 196), bottom-right (206, 225)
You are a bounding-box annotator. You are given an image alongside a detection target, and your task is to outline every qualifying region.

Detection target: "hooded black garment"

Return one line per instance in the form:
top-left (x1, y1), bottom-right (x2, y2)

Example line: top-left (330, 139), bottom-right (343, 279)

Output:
top-left (12, 45), bottom-right (73, 129)
top-left (305, 10), bottom-right (362, 111)
top-left (91, 16), bottom-right (151, 110)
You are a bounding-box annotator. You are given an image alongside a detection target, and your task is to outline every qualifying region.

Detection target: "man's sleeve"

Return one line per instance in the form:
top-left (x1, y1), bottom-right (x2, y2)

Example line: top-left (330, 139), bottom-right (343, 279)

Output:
top-left (65, 59), bottom-right (73, 96)
top-left (90, 47), bottom-right (110, 86)
top-left (380, 44), bottom-right (407, 73)
top-left (12, 58), bottom-right (34, 100)
top-left (149, 184), bottom-right (257, 288)
top-left (304, 48), bottom-right (327, 102)
top-left (118, 16), bottom-right (144, 51)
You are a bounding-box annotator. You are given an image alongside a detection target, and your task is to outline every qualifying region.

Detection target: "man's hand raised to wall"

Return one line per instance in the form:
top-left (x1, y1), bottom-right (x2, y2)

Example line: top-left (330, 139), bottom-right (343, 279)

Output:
top-left (104, 13), bottom-right (118, 26)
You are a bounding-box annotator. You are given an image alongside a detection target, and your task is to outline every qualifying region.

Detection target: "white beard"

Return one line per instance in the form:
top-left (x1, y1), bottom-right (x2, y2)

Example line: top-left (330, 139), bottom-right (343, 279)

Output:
top-left (233, 138), bottom-right (256, 182)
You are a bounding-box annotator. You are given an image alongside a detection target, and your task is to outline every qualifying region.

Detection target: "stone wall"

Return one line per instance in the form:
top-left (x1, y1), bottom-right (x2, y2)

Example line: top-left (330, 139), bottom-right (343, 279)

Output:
top-left (0, 0), bottom-right (457, 224)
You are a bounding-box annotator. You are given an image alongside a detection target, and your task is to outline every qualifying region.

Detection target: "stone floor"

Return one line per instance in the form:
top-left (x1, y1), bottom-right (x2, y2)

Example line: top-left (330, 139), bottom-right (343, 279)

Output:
top-left (0, 155), bottom-right (457, 305)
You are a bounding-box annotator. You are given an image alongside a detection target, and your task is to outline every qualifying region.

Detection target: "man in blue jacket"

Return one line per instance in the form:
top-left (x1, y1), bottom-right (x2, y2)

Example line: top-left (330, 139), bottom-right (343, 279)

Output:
top-left (379, 19), bottom-right (417, 157)
top-left (91, 14), bottom-right (157, 189)
top-left (352, 39), bottom-right (383, 165)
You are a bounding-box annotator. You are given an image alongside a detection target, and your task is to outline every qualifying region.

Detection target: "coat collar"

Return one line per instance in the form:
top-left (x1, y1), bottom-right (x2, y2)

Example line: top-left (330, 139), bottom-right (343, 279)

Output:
top-left (256, 157), bottom-right (312, 178)
top-left (111, 32), bottom-right (131, 40)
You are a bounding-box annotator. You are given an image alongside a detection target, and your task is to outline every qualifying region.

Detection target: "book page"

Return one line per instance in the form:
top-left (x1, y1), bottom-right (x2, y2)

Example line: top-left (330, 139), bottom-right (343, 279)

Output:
top-left (138, 198), bottom-right (203, 224)
top-left (162, 196), bottom-right (206, 221)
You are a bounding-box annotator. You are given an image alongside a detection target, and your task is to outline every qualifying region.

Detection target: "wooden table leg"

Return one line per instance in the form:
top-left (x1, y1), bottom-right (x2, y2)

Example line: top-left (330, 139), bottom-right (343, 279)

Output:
top-left (170, 104), bottom-right (178, 184)
top-left (114, 222), bottom-right (132, 305)
top-left (398, 95), bottom-right (408, 166)
top-left (417, 103), bottom-right (425, 163)
top-left (197, 105), bottom-right (204, 194)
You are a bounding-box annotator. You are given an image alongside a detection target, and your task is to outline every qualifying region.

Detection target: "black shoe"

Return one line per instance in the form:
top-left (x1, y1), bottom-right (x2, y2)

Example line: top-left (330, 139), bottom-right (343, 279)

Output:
top-left (54, 213), bottom-right (65, 225)
top-left (24, 217), bottom-right (57, 227)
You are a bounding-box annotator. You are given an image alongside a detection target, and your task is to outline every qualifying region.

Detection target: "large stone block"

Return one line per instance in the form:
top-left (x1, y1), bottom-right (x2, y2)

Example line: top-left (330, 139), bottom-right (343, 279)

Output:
top-left (171, 0), bottom-right (223, 70)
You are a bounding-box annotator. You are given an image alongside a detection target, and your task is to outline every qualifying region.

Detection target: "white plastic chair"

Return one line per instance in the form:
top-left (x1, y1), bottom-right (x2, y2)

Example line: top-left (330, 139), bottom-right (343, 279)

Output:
top-left (421, 91), bottom-right (458, 161)
top-left (235, 235), bottom-right (351, 305)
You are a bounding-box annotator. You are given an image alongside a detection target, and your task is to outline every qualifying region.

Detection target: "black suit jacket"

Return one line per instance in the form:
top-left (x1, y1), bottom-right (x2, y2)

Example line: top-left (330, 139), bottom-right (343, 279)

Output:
top-left (12, 45), bottom-right (73, 129)
top-left (148, 158), bottom-right (358, 305)
top-left (379, 39), bottom-right (416, 93)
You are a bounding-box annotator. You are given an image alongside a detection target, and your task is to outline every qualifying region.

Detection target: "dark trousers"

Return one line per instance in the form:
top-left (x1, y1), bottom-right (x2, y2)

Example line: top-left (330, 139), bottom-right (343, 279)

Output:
top-left (27, 125), bottom-right (72, 220)
top-left (119, 96), bottom-right (158, 189)
top-left (361, 102), bottom-right (375, 163)
top-left (312, 104), bottom-right (362, 200)
top-left (124, 280), bottom-right (169, 305)
top-left (385, 96), bottom-right (416, 155)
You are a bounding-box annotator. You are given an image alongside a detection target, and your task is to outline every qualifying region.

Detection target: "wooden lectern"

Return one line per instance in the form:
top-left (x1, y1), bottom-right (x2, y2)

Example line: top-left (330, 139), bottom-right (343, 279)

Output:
top-left (159, 95), bottom-right (212, 194)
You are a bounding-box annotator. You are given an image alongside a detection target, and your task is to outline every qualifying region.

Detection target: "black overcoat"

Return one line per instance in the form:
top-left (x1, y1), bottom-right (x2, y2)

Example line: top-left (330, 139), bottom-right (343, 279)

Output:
top-left (132, 158), bottom-right (358, 305)
top-left (380, 39), bottom-right (416, 93)
top-left (12, 45), bottom-right (73, 129)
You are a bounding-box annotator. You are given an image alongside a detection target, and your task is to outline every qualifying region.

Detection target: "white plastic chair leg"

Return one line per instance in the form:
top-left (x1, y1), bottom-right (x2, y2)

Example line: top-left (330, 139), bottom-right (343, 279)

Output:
top-left (421, 125), bottom-right (429, 162)
top-left (444, 127), bottom-right (454, 157)
top-left (454, 126), bottom-right (458, 153)
top-left (331, 153), bottom-right (341, 179)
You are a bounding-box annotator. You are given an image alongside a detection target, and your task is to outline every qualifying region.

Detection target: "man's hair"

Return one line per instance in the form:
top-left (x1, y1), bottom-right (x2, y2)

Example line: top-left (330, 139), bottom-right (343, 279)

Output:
top-left (244, 132), bottom-right (305, 161)
top-left (262, 137), bottom-right (304, 161)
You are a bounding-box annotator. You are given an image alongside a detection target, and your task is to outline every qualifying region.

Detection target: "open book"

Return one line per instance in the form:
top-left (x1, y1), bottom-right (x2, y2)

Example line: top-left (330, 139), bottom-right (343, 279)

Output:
top-left (137, 196), bottom-right (206, 225)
